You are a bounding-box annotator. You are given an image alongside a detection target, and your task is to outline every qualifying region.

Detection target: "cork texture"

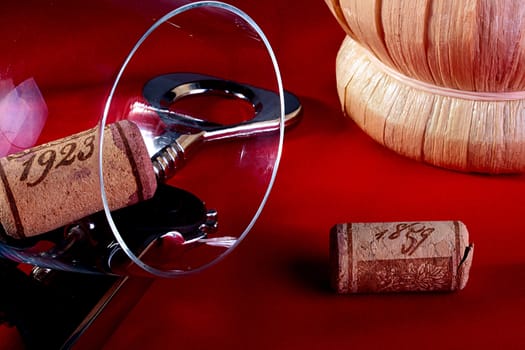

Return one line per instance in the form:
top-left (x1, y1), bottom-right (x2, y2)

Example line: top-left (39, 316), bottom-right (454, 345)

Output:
top-left (0, 120), bottom-right (157, 239)
top-left (330, 221), bottom-right (474, 293)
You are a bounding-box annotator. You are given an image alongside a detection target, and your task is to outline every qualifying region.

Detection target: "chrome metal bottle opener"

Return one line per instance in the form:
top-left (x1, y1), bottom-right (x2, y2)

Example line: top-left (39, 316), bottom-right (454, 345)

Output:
top-left (0, 74), bottom-right (302, 349)
top-left (142, 73), bottom-right (301, 180)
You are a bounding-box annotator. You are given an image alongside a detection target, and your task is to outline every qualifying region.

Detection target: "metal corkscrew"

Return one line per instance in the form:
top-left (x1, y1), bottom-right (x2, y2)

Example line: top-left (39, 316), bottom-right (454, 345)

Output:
top-left (0, 73), bottom-right (302, 348)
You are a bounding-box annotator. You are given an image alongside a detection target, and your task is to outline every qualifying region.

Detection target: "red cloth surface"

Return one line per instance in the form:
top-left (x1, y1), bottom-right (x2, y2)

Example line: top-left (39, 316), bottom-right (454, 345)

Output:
top-left (1, 0), bottom-right (525, 349)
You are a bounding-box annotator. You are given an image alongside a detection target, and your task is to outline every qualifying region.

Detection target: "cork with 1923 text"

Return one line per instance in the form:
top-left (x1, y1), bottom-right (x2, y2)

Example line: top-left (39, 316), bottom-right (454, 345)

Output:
top-left (0, 120), bottom-right (157, 240)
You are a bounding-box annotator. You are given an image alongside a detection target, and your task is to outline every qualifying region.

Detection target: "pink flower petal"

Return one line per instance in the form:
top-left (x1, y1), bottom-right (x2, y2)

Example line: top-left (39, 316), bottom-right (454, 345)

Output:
top-left (0, 78), bottom-right (48, 156)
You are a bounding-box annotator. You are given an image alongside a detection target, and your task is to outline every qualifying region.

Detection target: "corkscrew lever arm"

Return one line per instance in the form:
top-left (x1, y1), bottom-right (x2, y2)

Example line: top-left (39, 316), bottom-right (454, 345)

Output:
top-left (141, 73), bottom-right (302, 181)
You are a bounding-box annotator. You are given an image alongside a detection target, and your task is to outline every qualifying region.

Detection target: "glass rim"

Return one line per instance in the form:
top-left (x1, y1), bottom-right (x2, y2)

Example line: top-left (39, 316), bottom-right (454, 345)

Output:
top-left (97, 0), bottom-right (285, 277)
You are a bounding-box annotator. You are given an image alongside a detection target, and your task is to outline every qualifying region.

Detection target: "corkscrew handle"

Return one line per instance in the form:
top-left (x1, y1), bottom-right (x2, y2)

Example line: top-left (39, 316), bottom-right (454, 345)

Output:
top-left (144, 73), bottom-right (302, 182)
top-left (0, 120), bottom-right (157, 240)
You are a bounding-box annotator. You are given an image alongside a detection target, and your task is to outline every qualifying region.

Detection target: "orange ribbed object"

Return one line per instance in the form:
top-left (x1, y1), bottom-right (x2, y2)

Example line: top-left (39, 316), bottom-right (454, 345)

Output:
top-left (327, 0), bottom-right (525, 173)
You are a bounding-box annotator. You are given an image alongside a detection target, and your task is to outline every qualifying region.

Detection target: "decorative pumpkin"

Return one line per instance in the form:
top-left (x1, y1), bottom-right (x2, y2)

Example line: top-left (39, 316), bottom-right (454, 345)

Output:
top-left (326, 0), bottom-right (525, 173)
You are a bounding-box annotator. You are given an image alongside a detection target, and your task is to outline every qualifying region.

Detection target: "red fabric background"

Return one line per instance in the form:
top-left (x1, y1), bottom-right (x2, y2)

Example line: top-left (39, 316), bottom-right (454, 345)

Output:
top-left (1, 0), bottom-right (525, 348)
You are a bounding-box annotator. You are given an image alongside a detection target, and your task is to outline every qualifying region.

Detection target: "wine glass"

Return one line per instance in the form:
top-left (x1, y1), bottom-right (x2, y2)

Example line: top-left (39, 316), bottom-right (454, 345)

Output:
top-left (0, 0), bottom-right (291, 278)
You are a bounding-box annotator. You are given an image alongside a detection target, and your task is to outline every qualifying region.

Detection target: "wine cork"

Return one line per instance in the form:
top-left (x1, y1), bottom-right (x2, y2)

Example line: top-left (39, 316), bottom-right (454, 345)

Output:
top-left (0, 120), bottom-right (157, 240)
top-left (330, 221), bottom-right (474, 294)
